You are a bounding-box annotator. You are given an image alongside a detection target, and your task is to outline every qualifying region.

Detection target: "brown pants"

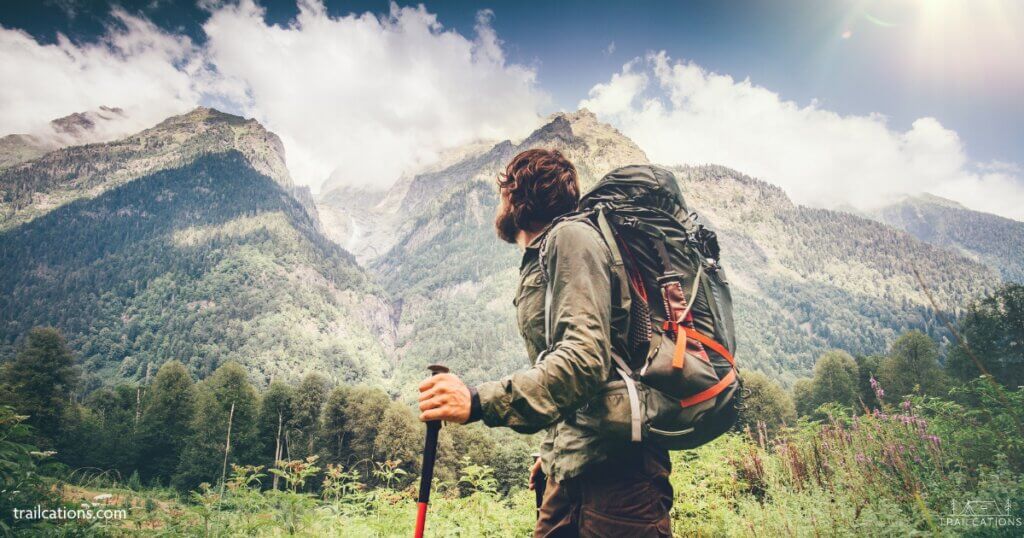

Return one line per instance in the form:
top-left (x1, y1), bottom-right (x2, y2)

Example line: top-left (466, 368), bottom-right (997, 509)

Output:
top-left (535, 445), bottom-right (673, 537)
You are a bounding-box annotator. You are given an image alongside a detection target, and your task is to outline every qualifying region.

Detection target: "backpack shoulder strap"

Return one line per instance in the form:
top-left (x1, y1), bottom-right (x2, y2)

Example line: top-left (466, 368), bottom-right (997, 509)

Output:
top-left (539, 208), bottom-right (642, 442)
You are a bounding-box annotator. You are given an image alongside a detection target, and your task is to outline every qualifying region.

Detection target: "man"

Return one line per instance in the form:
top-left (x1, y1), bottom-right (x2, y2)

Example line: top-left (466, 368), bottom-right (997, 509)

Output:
top-left (417, 148), bottom-right (673, 537)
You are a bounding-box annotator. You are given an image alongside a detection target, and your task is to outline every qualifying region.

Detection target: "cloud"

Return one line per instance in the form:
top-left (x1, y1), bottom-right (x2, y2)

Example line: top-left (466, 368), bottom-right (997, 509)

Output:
top-left (1, 0), bottom-right (546, 190)
top-left (0, 9), bottom-right (205, 142)
top-left (580, 52), bottom-right (1024, 220)
top-left (202, 0), bottom-right (545, 190)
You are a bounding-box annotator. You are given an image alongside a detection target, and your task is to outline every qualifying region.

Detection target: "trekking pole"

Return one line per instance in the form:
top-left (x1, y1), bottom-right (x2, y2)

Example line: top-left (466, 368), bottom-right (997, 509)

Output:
top-left (414, 364), bottom-right (449, 538)
top-left (531, 452), bottom-right (546, 519)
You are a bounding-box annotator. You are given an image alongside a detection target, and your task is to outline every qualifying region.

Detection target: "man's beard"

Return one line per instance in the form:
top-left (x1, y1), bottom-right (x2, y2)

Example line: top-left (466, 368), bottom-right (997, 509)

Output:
top-left (494, 200), bottom-right (519, 244)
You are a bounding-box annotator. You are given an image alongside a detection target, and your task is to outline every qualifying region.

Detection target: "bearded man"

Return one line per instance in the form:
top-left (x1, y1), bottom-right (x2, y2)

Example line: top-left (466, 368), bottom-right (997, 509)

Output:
top-left (417, 148), bottom-right (673, 537)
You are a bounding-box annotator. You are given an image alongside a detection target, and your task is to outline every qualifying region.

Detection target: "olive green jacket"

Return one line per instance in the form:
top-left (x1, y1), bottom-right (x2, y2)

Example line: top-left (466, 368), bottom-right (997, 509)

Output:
top-left (476, 220), bottom-right (629, 482)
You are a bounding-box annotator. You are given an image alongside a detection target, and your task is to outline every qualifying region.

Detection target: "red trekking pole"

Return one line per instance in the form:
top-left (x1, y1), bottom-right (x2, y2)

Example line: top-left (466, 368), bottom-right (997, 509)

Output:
top-left (414, 364), bottom-right (448, 538)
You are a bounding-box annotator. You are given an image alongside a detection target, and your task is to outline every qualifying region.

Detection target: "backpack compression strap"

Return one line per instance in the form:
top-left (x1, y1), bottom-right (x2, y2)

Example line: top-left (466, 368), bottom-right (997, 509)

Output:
top-left (650, 228), bottom-right (738, 408)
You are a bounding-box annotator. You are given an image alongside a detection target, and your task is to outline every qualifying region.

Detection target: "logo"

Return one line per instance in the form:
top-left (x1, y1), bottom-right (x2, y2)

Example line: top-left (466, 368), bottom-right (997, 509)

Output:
top-left (943, 499), bottom-right (1022, 528)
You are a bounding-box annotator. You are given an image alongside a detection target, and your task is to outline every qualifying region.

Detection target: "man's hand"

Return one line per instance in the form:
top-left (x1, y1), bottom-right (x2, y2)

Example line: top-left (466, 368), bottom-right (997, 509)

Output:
top-left (528, 457), bottom-right (543, 490)
top-left (418, 373), bottom-right (472, 424)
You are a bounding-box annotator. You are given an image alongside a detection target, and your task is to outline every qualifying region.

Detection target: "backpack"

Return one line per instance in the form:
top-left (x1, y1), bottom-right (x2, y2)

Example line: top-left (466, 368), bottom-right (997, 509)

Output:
top-left (540, 164), bottom-right (741, 450)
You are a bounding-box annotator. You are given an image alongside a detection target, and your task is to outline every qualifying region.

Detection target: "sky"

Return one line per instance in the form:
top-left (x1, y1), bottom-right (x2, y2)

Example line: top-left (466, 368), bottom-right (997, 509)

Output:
top-left (1, 0), bottom-right (1022, 219)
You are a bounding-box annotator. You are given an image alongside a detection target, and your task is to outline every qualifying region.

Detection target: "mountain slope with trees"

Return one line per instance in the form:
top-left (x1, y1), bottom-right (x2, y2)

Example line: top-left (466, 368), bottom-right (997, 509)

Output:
top-left (0, 111), bottom-right (394, 388)
top-left (868, 193), bottom-right (1024, 283)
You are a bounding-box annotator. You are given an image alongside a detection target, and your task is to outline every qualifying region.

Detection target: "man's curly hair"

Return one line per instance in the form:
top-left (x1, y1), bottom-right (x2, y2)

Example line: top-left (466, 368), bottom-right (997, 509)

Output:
top-left (495, 149), bottom-right (580, 243)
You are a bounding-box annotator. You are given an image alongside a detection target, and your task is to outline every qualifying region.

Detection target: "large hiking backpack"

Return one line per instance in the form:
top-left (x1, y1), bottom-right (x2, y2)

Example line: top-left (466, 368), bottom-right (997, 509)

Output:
top-left (541, 165), bottom-right (740, 450)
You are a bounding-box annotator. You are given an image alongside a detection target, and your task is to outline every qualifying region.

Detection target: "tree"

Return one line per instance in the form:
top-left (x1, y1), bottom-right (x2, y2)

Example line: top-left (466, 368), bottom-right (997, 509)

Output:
top-left (173, 362), bottom-right (259, 491)
top-left (137, 361), bottom-right (196, 484)
top-left (737, 371), bottom-right (796, 432)
top-left (318, 386), bottom-right (352, 464)
top-left (77, 385), bottom-right (139, 474)
top-left (0, 328), bottom-right (79, 447)
top-left (855, 355), bottom-right (884, 406)
top-left (792, 378), bottom-right (815, 417)
top-left (317, 385), bottom-right (391, 479)
top-left (878, 331), bottom-right (946, 398)
top-left (809, 350), bottom-right (859, 409)
top-left (947, 284), bottom-right (1024, 388)
top-left (288, 373), bottom-right (330, 459)
top-left (257, 381), bottom-right (295, 467)
top-left (372, 405), bottom-right (421, 474)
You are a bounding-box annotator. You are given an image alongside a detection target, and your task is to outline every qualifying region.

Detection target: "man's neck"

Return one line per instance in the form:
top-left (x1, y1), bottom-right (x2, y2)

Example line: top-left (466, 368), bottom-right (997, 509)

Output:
top-left (516, 228), bottom-right (543, 249)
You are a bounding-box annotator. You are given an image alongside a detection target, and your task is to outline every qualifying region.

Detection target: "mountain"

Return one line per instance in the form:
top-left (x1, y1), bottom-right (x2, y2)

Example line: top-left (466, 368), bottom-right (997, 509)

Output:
top-left (0, 107), bottom-right (293, 231)
top-left (867, 194), bottom-right (1024, 283)
top-left (0, 108), bottom-right (393, 388)
top-left (0, 106), bottom-right (128, 170)
top-left (0, 106), bottom-right (1006, 392)
top-left (329, 110), bottom-right (997, 387)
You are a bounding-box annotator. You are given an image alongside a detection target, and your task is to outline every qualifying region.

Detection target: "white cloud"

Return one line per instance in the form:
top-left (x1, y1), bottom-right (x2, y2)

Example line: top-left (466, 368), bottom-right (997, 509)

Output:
top-left (201, 0), bottom-right (545, 189)
top-left (580, 52), bottom-right (1024, 220)
top-left (0, 0), bottom-right (546, 190)
top-left (0, 9), bottom-right (204, 142)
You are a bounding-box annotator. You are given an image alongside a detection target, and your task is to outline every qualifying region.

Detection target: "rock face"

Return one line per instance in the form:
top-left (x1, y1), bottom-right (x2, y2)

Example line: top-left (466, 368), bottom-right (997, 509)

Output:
top-left (867, 194), bottom-right (1024, 283)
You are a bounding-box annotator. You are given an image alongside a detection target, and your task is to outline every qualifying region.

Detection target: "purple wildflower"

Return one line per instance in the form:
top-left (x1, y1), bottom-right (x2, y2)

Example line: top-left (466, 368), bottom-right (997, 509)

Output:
top-left (869, 376), bottom-right (886, 402)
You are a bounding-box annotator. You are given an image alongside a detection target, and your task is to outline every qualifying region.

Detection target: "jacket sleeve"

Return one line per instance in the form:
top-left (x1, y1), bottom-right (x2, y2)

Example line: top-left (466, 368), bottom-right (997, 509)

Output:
top-left (475, 221), bottom-right (613, 433)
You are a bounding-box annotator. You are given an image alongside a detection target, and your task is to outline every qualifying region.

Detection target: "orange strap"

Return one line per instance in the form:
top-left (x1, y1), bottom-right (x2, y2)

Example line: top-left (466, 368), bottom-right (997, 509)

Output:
top-left (680, 369), bottom-right (736, 408)
top-left (670, 325), bottom-right (735, 369)
top-left (671, 323), bottom-right (687, 369)
top-left (682, 327), bottom-right (735, 367)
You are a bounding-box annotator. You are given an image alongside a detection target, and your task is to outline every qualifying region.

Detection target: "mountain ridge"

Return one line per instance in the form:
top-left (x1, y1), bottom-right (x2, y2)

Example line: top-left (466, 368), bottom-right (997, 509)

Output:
top-left (0, 110), bottom-right (394, 389)
top-left (0, 107), bottom-right (293, 232)
top-left (0, 106), bottom-right (1012, 392)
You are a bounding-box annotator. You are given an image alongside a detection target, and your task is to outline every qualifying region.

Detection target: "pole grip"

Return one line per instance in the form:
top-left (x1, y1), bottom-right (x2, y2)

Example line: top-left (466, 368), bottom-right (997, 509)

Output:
top-left (414, 364), bottom-right (449, 537)
top-left (417, 421), bottom-right (441, 503)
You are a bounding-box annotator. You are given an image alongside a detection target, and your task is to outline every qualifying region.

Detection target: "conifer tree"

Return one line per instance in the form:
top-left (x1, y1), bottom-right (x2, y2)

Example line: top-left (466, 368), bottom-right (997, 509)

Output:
top-left (948, 284), bottom-right (1024, 388)
top-left (137, 361), bottom-right (196, 484)
top-left (0, 327), bottom-right (79, 447)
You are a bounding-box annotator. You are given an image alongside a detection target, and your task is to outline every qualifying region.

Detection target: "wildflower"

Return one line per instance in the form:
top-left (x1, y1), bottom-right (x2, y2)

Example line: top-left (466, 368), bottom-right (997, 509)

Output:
top-left (870, 376), bottom-right (885, 402)
top-left (901, 400), bottom-right (911, 411)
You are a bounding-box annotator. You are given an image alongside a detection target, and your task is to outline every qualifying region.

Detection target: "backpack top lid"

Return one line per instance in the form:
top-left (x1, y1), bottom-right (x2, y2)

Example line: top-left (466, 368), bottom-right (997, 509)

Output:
top-left (579, 165), bottom-right (688, 222)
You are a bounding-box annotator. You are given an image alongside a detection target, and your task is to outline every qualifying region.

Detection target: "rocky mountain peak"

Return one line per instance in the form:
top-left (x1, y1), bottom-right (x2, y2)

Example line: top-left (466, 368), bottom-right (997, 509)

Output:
top-left (50, 106), bottom-right (127, 137)
top-left (523, 109), bottom-right (648, 187)
top-left (143, 107), bottom-right (292, 189)
top-left (1, 107), bottom-right (297, 231)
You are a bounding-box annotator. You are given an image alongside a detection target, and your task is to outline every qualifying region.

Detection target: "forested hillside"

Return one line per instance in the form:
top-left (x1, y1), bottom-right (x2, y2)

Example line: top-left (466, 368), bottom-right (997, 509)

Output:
top-left (0, 110), bottom-right (393, 388)
top-left (869, 194), bottom-right (1024, 283)
top-left (673, 165), bottom-right (995, 382)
